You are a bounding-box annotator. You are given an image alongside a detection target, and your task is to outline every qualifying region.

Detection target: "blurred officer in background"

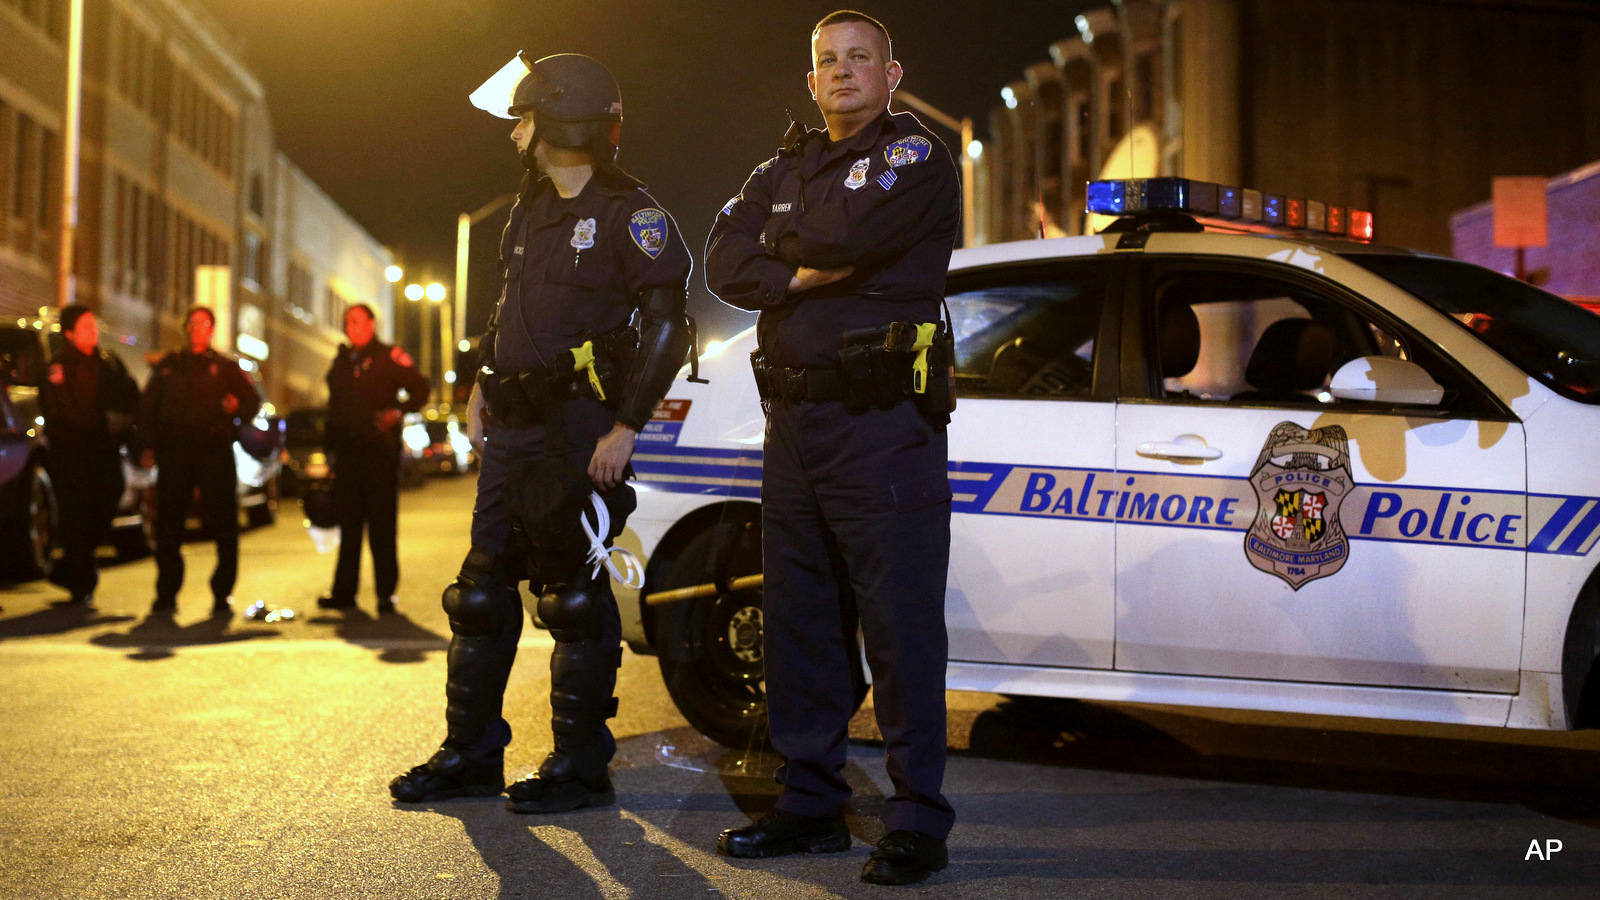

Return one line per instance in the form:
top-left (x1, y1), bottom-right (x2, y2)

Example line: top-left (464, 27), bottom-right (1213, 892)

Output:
top-left (140, 306), bottom-right (261, 617)
top-left (705, 10), bottom-right (961, 886)
top-left (40, 306), bottom-right (140, 605)
top-left (389, 51), bottom-right (693, 815)
top-left (318, 303), bottom-right (430, 615)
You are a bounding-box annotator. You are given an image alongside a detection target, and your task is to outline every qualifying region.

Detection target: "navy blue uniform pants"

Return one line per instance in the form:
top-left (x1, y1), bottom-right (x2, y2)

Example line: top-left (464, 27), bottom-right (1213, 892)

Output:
top-left (762, 399), bottom-right (955, 838)
top-left (330, 442), bottom-right (402, 602)
top-left (154, 447), bottom-right (238, 602)
top-left (457, 398), bottom-right (627, 770)
top-left (49, 439), bottom-right (122, 597)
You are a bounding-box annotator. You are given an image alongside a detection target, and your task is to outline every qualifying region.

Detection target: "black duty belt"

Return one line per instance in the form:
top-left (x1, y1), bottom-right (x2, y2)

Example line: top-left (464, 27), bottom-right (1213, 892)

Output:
top-left (757, 365), bottom-right (845, 404)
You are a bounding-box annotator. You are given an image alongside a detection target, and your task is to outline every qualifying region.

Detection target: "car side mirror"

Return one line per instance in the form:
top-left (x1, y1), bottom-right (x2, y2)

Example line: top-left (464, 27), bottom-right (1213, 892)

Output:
top-left (1329, 356), bottom-right (1444, 406)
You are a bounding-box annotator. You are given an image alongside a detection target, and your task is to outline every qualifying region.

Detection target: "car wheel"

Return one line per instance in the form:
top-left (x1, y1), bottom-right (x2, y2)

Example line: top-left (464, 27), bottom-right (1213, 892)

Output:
top-left (654, 513), bottom-right (867, 750)
top-left (1, 465), bottom-right (57, 580)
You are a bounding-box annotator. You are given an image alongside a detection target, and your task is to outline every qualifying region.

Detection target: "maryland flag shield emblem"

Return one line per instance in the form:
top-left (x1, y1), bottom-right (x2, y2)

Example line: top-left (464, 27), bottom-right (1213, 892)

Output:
top-left (1244, 422), bottom-right (1354, 590)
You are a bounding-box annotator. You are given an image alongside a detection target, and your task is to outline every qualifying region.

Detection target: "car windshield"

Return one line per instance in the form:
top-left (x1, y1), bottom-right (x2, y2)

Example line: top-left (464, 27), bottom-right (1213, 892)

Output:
top-left (1346, 254), bottom-right (1600, 403)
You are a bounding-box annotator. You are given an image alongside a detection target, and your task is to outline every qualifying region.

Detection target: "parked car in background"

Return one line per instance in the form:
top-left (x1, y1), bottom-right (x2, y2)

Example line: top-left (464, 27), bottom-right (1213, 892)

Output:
top-left (278, 407), bottom-right (330, 498)
top-left (408, 408), bottom-right (475, 477)
top-left (0, 324), bottom-right (54, 580)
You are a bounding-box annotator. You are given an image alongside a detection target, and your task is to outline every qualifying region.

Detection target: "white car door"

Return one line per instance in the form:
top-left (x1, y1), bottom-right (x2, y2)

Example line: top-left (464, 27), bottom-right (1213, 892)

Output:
top-left (942, 257), bottom-right (1122, 668)
top-left (1113, 258), bottom-right (1528, 693)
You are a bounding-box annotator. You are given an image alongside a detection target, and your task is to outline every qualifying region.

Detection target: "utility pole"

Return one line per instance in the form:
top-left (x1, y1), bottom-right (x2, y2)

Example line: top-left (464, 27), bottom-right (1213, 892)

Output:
top-left (55, 0), bottom-right (85, 307)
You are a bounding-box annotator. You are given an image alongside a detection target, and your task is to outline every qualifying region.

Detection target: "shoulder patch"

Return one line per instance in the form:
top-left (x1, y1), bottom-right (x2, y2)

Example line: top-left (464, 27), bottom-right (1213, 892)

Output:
top-left (885, 135), bottom-right (933, 168)
top-left (390, 346), bottom-right (414, 368)
top-left (720, 195), bottom-right (740, 216)
top-left (629, 208), bottom-right (669, 259)
top-left (753, 158), bottom-right (776, 176)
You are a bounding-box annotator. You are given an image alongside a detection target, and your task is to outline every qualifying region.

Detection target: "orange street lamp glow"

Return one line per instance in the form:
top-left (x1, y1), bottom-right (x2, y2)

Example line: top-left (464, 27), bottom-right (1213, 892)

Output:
top-left (425, 283), bottom-right (446, 303)
top-left (385, 265), bottom-right (403, 283)
top-left (404, 283), bottom-right (424, 302)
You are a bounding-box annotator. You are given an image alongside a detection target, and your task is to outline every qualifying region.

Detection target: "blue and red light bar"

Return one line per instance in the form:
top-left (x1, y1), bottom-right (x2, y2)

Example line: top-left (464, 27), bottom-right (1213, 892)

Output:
top-left (1086, 177), bottom-right (1373, 241)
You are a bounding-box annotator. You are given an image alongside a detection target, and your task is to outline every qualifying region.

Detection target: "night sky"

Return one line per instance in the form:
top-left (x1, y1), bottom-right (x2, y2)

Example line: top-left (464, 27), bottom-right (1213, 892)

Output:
top-left (196, 0), bottom-right (1096, 342)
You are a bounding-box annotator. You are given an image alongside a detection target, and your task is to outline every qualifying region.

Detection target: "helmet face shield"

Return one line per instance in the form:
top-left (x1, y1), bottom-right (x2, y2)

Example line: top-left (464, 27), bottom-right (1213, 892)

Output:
top-left (469, 52), bottom-right (532, 119)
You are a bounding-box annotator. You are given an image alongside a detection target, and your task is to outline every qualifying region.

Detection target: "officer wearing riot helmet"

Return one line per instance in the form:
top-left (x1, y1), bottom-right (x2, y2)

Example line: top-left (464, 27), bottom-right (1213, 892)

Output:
top-left (318, 303), bottom-right (430, 614)
top-left (704, 11), bottom-right (960, 886)
top-left (40, 306), bottom-right (140, 606)
top-left (390, 52), bottom-right (694, 813)
top-left (140, 306), bottom-right (262, 617)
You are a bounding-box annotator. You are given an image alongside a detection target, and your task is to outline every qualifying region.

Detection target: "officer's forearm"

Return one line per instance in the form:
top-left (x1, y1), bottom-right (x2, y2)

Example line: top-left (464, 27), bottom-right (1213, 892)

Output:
top-left (615, 286), bottom-right (692, 430)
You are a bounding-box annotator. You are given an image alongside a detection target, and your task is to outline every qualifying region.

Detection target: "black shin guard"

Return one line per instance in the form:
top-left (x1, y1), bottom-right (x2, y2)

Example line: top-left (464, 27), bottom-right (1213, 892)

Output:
top-left (441, 548), bottom-right (523, 749)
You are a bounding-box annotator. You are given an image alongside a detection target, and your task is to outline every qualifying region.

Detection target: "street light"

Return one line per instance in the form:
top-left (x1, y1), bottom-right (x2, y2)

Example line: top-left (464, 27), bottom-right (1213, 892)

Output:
top-left (425, 283), bottom-right (450, 391)
top-left (455, 193), bottom-right (518, 357)
top-left (385, 265), bottom-right (403, 283)
top-left (403, 283), bottom-right (424, 301)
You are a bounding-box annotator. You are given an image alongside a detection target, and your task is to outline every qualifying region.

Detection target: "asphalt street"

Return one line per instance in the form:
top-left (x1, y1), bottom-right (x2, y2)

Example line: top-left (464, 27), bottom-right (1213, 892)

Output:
top-left (1, 475), bottom-right (1597, 899)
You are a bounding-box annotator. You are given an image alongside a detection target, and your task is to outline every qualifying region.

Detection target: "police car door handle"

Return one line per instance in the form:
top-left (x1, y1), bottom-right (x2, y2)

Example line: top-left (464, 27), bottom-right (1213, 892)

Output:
top-left (1136, 437), bottom-right (1223, 461)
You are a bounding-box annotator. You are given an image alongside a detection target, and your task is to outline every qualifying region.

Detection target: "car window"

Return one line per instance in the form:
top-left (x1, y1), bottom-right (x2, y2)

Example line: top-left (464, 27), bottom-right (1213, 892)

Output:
top-left (1346, 253), bottom-right (1600, 404)
top-left (944, 263), bottom-right (1108, 399)
top-left (1144, 266), bottom-right (1485, 412)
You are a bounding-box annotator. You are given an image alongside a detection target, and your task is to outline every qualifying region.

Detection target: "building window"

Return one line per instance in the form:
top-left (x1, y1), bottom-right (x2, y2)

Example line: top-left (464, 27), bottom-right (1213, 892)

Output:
top-left (13, 0), bottom-right (64, 41)
top-left (1106, 75), bottom-right (1125, 147)
top-left (170, 65), bottom-right (236, 178)
top-left (1135, 53), bottom-right (1156, 123)
top-left (248, 173), bottom-right (264, 217)
top-left (241, 231), bottom-right (259, 287)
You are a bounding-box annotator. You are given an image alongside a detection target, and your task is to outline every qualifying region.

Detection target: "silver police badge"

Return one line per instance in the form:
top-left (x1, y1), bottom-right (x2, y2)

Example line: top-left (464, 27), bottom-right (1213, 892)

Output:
top-left (844, 157), bottom-right (870, 190)
top-left (1244, 422), bottom-right (1354, 590)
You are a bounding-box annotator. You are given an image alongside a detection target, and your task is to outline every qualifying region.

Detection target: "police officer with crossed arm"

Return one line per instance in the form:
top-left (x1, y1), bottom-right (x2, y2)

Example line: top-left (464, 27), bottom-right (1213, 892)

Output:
top-left (704, 10), bottom-right (961, 886)
top-left (390, 52), bottom-right (694, 814)
top-left (317, 303), bottom-right (430, 615)
top-left (140, 306), bottom-right (262, 617)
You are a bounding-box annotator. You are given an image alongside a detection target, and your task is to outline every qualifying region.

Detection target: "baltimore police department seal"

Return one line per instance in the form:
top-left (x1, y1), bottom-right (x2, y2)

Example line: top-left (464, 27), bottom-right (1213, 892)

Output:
top-left (1244, 422), bottom-right (1355, 590)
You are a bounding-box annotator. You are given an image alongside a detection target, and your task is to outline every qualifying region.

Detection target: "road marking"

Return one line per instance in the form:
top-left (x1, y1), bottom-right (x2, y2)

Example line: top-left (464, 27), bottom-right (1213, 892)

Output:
top-left (528, 826), bottom-right (632, 899)
top-left (621, 809), bottom-right (847, 900)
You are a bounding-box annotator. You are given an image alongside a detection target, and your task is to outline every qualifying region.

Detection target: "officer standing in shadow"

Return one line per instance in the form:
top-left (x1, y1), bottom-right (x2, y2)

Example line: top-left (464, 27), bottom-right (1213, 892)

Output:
top-left (704, 10), bottom-right (961, 886)
top-left (317, 303), bottom-right (430, 615)
top-left (140, 306), bottom-right (261, 618)
top-left (40, 305), bottom-right (140, 606)
top-left (389, 52), bottom-right (694, 814)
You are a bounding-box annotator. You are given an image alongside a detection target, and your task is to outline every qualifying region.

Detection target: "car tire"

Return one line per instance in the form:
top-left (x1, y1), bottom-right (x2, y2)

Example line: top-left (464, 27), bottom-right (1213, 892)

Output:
top-left (1, 465), bottom-right (57, 581)
top-left (654, 512), bottom-right (867, 750)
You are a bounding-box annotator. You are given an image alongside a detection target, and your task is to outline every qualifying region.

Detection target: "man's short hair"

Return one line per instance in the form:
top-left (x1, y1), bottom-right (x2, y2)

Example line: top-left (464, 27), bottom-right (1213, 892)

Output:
top-left (346, 303), bottom-right (376, 322)
top-left (186, 306), bottom-right (215, 327)
top-left (813, 10), bottom-right (892, 59)
top-left (59, 304), bottom-right (92, 334)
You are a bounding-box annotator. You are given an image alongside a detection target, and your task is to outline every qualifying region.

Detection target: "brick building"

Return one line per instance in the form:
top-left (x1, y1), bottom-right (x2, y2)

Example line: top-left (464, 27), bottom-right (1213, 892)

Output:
top-left (973, 0), bottom-right (1600, 253)
top-left (0, 0), bottom-right (394, 406)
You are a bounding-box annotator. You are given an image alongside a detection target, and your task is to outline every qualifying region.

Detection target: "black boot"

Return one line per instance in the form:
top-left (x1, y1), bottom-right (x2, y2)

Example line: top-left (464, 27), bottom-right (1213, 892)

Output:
top-left (505, 750), bottom-right (615, 813)
top-left (390, 742), bottom-right (506, 803)
top-left (718, 810), bottom-right (851, 858)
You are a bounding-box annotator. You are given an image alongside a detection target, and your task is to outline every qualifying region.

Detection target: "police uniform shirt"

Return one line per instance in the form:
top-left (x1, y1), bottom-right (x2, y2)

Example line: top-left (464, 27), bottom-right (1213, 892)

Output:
top-left (706, 110), bottom-right (961, 368)
top-left (493, 171), bottom-right (693, 374)
top-left (41, 345), bottom-right (138, 443)
top-left (326, 339), bottom-right (431, 450)
top-left (140, 348), bottom-right (261, 450)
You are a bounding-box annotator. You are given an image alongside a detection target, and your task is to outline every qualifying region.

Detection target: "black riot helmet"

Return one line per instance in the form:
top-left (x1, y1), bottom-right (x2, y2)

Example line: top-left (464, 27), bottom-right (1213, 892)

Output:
top-left (510, 54), bottom-right (623, 153)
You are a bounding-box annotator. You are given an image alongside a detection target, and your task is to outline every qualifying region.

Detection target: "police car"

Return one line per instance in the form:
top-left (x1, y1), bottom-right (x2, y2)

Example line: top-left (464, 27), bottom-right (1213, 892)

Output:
top-left (613, 177), bottom-right (1600, 748)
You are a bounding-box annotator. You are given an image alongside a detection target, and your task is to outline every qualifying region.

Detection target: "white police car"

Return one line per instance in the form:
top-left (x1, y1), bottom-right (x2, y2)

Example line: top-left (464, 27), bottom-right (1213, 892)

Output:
top-left (613, 177), bottom-right (1600, 747)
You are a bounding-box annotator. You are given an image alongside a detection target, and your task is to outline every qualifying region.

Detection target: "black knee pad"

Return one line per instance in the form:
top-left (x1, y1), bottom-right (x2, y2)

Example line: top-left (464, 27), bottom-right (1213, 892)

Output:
top-left (444, 581), bottom-right (504, 637)
top-left (536, 580), bottom-right (602, 643)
